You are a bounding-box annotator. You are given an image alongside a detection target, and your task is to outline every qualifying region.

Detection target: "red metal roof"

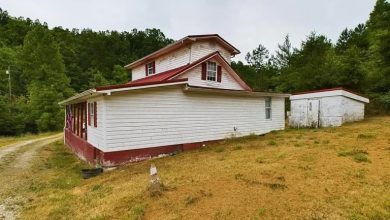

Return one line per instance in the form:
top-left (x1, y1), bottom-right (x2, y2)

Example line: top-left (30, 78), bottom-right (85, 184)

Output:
top-left (96, 51), bottom-right (252, 92)
top-left (127, 65), bottom-right (191, 85)
top-left (95, 78), bottom-right (188, 91)
top-left (126, 51), bottom-right (220, 85)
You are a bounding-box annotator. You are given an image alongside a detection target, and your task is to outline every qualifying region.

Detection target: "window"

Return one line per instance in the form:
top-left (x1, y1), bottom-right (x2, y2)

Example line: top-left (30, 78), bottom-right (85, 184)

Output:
top-left (206, 61), bottom-right (217, 81)
top-left (146, 61), bottom-right (155, 75)
top-left (88, 102), bottom-right (96, 127)
top-left (265, 97), bottom-right (272, 119)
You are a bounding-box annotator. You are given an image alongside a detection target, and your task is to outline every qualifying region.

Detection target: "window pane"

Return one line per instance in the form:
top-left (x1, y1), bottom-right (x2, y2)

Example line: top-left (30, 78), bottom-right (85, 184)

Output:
top-left (266, 109), bottom-right (271, 119)
top-left (207, 62), bottom-right (217, 81)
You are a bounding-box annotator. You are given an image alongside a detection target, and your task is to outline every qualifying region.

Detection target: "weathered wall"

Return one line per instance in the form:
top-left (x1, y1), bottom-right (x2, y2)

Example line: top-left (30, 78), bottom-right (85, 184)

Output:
top-left (289, 95), bottom-right (365, 127)
top-left (102, 86), bottom-right (285, 152)
top-left (341, 96), bottom-right (365, 123)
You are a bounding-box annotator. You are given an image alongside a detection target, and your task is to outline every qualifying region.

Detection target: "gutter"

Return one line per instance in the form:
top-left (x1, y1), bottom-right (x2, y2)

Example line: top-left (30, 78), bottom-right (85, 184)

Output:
top-left (58, 80), bottom-right (189, 106)
top-left (183, 85), bottom-right (290, 98)
top-left (58, 89), bottom-right (98, 106)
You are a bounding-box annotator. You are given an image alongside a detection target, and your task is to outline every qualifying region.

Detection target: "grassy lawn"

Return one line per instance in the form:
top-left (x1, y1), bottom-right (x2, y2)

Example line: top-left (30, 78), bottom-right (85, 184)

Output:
top-left (0, 132), bottom-right (60, 148)
top-left (14, 117), bottom-right (390, 219)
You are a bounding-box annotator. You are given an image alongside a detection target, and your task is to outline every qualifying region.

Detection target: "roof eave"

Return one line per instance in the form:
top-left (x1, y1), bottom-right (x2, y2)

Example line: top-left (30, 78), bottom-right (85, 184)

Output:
top-left (184, 85), bottom-right (290, 97)
top-left (58, 89), bottom-right (98, 106)
top-left (124, 34), bottom-right (240, 69)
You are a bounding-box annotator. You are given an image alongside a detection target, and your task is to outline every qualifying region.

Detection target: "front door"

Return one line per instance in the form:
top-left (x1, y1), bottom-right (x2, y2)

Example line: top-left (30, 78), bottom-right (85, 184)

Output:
top-left (307, 99), bottom-right (320, 128)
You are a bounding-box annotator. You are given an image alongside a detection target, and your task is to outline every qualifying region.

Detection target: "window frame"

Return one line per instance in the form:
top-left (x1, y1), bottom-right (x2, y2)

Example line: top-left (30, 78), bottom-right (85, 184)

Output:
top-left (146, 62), bottom-right (155, 75)
top-left (89, 103), bottom-right (95, 127)
top-left (206, 61), bottom-right (217, 81)
top-left (265, 97), bottom-right (272, 120)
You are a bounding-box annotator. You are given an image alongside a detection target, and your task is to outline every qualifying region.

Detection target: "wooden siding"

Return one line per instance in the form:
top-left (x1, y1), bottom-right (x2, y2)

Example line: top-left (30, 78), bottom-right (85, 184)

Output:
top-left (190, 41), bottom-right (231, 63)
top-left (177, 58), bottom-right (245, 90)
top-left (103, 87), bottom-right (285, 152)
top-left (131, 41), bottom-right (232, 81)
top-left (86, 97), bottom-right (106, 150)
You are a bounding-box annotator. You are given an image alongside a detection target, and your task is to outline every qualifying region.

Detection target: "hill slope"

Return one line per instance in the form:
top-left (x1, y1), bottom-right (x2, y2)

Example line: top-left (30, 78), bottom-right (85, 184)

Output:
top-left (1, 117), bottom-right (389, 219)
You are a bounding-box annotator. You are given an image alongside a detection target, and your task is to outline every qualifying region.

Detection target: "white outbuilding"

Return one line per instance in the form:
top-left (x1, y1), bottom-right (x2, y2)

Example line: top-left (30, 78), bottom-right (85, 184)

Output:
top-left (289, 88), bottom-right (369, 128)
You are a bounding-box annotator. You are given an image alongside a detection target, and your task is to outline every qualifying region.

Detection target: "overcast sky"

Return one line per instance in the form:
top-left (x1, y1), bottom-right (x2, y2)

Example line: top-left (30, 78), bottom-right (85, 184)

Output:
top-left (1, 0), bottom-right (376, 61)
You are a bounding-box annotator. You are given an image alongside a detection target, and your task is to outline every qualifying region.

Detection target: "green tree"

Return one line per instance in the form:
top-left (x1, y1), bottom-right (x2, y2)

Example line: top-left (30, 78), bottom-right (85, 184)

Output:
top-left (20, 26), bottom-right (72, 132)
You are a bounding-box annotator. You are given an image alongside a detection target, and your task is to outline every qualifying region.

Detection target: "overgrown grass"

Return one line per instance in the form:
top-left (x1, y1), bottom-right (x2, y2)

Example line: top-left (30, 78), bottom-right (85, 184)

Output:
top-left (10, 117), bottom-right (390, 219)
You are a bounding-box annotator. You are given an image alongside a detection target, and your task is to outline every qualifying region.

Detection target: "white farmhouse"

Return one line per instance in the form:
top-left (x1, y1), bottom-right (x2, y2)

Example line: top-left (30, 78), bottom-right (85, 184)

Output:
top-left (59, 34), bottom-right (289, 166)
top-left (289, 88), bottom-right (369, 128)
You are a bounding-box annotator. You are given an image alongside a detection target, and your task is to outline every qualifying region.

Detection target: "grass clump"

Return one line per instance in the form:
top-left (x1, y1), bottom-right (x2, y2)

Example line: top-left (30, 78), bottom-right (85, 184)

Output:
top-left (263, 183), bottom-right (287, 190)
top-left (127, 203), bottom-right (146, 220)
top-left (338, 149), bottom-right (368, 157)
top-left (184, 196), bottom-right (199, 206)
top-left (214, 146), bottom-right (225, 153)
top-left (267, 140), bottom-right (277, 146)
top-left (338, 149), bottom-right (370, 163)
top-left (357, 133), bottom-right (376, 139)
top-left (231, 145), bottom-right (242, 151)
top-left (354, 153), bottom-right (370, 163)
top-left (253, 207), bottom-right (266, 219)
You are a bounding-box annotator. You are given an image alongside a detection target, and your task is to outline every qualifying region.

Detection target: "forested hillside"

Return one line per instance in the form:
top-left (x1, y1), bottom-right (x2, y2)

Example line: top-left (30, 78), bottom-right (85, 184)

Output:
top-left (0, 0), bottom-right (389, 135)
top-left (235, 0), bottom-right (390, 113)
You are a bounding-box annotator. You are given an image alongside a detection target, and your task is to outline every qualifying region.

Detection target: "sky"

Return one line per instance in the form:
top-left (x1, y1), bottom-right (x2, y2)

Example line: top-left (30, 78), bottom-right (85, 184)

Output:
top-left (1, 0), bottom-right (376, 62)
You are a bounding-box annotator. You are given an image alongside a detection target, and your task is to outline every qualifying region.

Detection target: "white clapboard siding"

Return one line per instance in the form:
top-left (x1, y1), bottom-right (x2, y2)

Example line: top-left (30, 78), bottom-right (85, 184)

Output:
top-left (86, 97), bottom-right (106, 149)
top-left (131, 41), bottom-right (232, 81)
top-left (190, 41), bottom-right (231, 63)
top-left (177, 58), bottom-right (245, 90)
top-left (102, 86), bottom-right (285, 152)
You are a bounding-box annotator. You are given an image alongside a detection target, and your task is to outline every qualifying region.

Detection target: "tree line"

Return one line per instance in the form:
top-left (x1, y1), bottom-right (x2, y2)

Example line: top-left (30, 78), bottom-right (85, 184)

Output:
top-left (0, 0), bottom-right (389, 135)
top-left (235, 0), bottom-right (390, 114)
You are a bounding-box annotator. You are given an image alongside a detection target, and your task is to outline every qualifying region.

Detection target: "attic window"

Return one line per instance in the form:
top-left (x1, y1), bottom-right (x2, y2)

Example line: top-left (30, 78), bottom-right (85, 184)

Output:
top-left (206, 61), bottom-right (217, 81)
top-left (145, 61), bottom-right (155, 76)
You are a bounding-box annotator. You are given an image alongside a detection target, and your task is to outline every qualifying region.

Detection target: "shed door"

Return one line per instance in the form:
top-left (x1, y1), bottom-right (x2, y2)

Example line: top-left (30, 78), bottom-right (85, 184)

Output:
top-left (307, 99), bottom-right (320, 128)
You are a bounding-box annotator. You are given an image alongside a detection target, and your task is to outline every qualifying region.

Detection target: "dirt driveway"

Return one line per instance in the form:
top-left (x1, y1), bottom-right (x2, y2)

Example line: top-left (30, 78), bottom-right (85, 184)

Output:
top-left (0, 133), bottom-right (62, 220)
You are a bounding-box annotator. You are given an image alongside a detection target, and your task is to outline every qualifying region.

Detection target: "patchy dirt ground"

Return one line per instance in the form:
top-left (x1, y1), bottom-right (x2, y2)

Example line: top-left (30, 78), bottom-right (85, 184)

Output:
top-left (0, 133), bottom-right (62, 220)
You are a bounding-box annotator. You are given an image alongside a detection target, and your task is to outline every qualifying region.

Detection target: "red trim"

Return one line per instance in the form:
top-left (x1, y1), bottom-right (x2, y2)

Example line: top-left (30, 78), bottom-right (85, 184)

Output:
top-left (65, 128), bottom-right (97, 164)
top-left (95, 78), bottom-right (188, 91)
top-left (293, 87), bottom-right (367, 98)
top-left (201, 62), bottom-right (207, 80)
top-left (145, 63), bottom-right (148, 76)
top-left (65, 127), bottom-right (224, 167)
top-left (217, 65), bottom-right (222, 82)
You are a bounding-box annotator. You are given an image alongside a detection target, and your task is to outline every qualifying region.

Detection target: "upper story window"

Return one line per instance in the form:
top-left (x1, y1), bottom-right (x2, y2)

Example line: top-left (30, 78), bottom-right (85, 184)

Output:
top-left (265, 97), bottom-right (272, 119)
top-left (145, 61), bottom-right (155, 76)
top-left (206, 61), bottom-right (217, 81)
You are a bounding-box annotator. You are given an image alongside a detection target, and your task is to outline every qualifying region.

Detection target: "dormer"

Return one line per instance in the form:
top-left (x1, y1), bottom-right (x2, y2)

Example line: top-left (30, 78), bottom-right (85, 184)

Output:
top-left (126, 34), bottom-right (240, 81)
